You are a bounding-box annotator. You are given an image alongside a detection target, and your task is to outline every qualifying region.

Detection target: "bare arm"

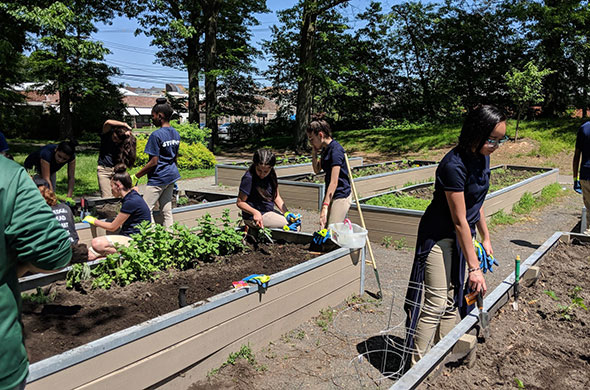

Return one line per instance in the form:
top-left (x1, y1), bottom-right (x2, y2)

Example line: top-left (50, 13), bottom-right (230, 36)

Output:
top-left (40, 159), bottom-right (53, 191)
top-left (311, 148), bottom-right (321, 174)
top-left (446, 191), bottom-right (487, 294)
top-left (93, 212), bottom-right (130, 232)
top-left (475, 207), bottom-right (492, 255)
top-left (103, 119), bottom-right (131, 134)
top-left (67, 159), bottom-right (75, 198)
top-left (274, 188), bottom-right (288, 214)
top-left (135, 156), bottom-right (158, 178)
top-left (319, 165), bottom-right (341, 228)
top-left (236, 191), bottom-right (263, 227)
top-left (573, 148), bottom-right (582, 180)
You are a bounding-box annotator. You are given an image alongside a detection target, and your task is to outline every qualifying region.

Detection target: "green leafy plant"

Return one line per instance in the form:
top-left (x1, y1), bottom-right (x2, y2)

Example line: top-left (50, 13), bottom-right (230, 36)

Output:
top-left (316, 307), bottom-right (335, 332)
top-left (21, 287), bottom-right (56, 304)
top-left (382, 236), bottom-right (393, 248)
top-left (365, 193), bottom-right (431, 211)
top-left (208, 344), bottom-right (266, 377)
top-left (544, 290), bottom-right (559, 301)
top-left (65, 263), bottom-right (92, 289)
top-left (135, 138), bottom-right (216, 170)
top-left (514, 377), bottom-right (525, 389)
top-left (170, 119), bottom-right (210, 146)
top-left (176, 196), bottom-right (189, 206)
top-left (393, 237), bottom-right (407, 250)
top-left (258, 227), bottom-right (273, 243)
top-left (557, 286), bottom-right (587, 321)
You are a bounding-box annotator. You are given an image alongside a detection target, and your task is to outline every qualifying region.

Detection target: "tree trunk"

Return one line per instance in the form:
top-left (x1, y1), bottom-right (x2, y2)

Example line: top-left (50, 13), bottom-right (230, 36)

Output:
top-left (295, 1), bottom-right (317, 152)
top-left (186, 36), bottom-right (200, 125)
top-left (202, 0), bottom-right (220, 151)
top-left (58, 87), bottom-right (72, 140)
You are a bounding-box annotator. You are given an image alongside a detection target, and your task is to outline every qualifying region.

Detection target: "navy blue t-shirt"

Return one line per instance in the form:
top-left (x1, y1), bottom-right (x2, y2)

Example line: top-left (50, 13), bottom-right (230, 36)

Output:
top-left (321, 140), bottom-right (351, 200)
top-left (576, 121), bottom-right (590, 180)
top-left (119, 190), bottom-right (151, 236)
top-left (239, 170), bottom-right (275, 219)
top-left (98, 131), bottom-right (120, 168)
top-left (144, 126), bottom-right (181, 186)
top-left (0, 131), bottom-right (8, 152)
top-left (418, 147), bottom-right (490, 241)
top-left (24, 144), bottom-right (75, 174)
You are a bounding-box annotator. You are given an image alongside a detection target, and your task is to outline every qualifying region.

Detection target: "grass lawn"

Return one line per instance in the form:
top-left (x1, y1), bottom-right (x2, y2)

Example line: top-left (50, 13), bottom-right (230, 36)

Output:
top-left (9, 142), bottom-right (214, 198)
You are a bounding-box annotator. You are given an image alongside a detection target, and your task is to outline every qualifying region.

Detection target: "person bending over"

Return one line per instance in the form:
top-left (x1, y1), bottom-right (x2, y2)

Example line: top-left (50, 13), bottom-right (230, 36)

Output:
top-left (98, 119), bottom-right (137, 198)
top-left (24, 140), bottom-right (77, 197)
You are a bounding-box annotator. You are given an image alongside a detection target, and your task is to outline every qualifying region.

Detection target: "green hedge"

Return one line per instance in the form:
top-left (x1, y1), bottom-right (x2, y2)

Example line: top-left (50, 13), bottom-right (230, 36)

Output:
top-left (136, 138), bottom-right (216, 170)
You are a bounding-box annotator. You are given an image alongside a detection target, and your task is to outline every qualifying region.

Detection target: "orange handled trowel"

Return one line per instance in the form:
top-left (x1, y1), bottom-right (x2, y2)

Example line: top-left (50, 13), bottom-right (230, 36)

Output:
top-left (465, 290), bottom-right (490, 340)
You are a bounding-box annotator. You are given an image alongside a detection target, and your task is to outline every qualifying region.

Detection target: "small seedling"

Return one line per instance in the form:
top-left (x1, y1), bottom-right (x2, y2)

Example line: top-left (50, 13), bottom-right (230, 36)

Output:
top-left (382, 236), bottom-right (393, 248)
top-left (316, 307), bottom-right (334, 332)
top-left (557, 286), bottom-right (587, 321)
top-left (21, 287), bottom-right (56, 304)
top-left (295, 330), bottom-right (306, 340)
top-left (176, 196), bottom-right (189, 206)
top-left (514, 377), bottom-right (525, 389)
top-left (393, 237), bottom-right (407, 250)
top-left (208, 343), bottom-right (264, 376)
top-left (258, 227), bottom-right (273, 243)
top-left (543, 290), bottom-right (559, 301)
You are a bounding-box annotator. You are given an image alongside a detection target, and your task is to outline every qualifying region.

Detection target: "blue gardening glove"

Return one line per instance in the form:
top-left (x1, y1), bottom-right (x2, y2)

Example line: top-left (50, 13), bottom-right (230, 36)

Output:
top-left (473, 239), bottom-right (499, 273)
top-left (312, 229), bottom-right (331, 245)
top-left (574, 180), bottom-right (582, 194)
top-left (284, 212), bottom-right (301, 224)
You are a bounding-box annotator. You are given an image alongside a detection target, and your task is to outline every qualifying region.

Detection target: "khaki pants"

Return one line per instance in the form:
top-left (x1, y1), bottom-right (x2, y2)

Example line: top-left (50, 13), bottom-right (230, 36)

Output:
top-left (97, 165), bottom-right (114, 198)
top-left (412, 238), bottom-right (458, 365)
top-left (582, 180), bottom-right (590, 235)
top-left (143, 183), bottom-right (175, 227)
top-left (244, 211), bottom-right (288, 229)
top-left (327, 194), bottom-right (352, 226)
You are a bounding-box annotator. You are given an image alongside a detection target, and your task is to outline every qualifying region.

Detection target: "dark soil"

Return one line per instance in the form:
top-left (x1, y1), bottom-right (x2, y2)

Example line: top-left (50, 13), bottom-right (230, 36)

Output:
top-left (297, 161), bottom-right (430, 183)
top-left (70, 243), bottom-right (89, 264)
top-left (22, 241), bottom-right (321, 364)
top-left (425, 239), bottom-right (590, 389)
top-left (407, 167), bottom-right (541, 201)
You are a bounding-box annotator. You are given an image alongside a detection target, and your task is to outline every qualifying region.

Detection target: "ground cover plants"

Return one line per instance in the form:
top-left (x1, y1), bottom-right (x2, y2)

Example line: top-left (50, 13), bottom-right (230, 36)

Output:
top-left (426, 238), bottom-right (590, 389)
top-left (297, 160), bottom-right (431, 183)
top-left (231, 155), bottom-right (312, 167)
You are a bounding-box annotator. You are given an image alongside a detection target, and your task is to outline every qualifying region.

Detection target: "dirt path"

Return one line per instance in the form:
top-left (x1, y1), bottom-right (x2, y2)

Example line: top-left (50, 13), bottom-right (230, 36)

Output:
top-left (189, 184), bottom-right (584, 389)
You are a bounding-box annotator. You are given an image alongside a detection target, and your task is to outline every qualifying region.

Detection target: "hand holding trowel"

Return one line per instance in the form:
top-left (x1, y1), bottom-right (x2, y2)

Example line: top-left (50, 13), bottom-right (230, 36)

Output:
top-left (465, 290), bottom-right (490, 340)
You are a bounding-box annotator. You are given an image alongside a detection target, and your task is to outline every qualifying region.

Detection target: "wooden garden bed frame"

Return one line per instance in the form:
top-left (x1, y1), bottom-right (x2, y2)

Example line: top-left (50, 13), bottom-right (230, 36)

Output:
top-left (215, 156), bottom-right (364, 186)
top-left (75, 191), bottom-right (239, 247)
top-left (347, 165), bottom-right (559, 246)
top-left (24, 230), bottom-right (365, 390)
top-left (278, 160), bottom-right (438, 210)
top-left (390, 231), bottom-right (580, 389)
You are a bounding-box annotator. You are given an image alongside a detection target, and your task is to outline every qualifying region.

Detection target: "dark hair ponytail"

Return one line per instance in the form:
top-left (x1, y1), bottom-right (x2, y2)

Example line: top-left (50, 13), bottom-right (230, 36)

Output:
top-left (307, 113), bottom-right (333, 138)
top-left (112, 163), bottom-right (132, 190)
top-left (248, 149), bottom-right (278, 202)
top-left (112, 127), bottom-right (137, 167)
top-left (57, 140), bottom-right (78, 157)
top-left (152, 97), bottom-right (174, 121)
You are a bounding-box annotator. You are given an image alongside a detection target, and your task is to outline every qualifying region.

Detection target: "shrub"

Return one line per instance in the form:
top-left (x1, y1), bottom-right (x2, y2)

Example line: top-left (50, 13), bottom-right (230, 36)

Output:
top-left (135, 138), bottom-right (217, 170)
top-left (171, 119), bottom-right (210, 146)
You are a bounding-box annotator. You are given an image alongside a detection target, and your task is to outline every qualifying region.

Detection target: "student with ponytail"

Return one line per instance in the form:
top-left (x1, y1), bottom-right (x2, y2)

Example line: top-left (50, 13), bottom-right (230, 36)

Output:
top-left (306, 113), bottom-right (351, 229)
top-left (133, 98), bottom-right (180, 227)
top-left (83, 164), bottom-right (151, 260)
top-left (237, 149), bottom-right (297, 229)
top-left (98, 119), bottom-right (137, 197)
top-left (34, 177), bottom-right (79, 245)
top-left (24, 140), bottom-right (77, 197)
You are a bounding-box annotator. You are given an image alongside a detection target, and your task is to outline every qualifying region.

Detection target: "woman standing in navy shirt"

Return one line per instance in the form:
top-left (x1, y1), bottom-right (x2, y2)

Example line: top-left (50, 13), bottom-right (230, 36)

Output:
top-left (83, 164), bottom-right (151, 260)
top-left (405, 105), bottom-right (507, 365)
top-left (307, 114), bottom-right (351, 229)
top-left (134, 98), bottom-right (180, 227)
top-left (237, 149), bottom-right (295, 229)
top-left (98, 119), bottom-right (136, 198)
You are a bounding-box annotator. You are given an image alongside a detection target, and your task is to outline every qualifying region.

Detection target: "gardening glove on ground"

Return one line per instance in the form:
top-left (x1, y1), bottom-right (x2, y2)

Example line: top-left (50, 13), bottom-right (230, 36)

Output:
top-left (312, 229), bottom-right (331, 245)
top-left (574, 179), bottom-right (582, 194)
top-left (474, 239), bottom-right (498, 273)
top-left (82, 215), bottom-right (97, 225)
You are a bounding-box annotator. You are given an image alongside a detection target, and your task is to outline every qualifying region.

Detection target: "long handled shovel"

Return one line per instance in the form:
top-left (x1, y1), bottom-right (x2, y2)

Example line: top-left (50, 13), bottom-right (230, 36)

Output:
top-left (344, 153), bottom-right (383, 300)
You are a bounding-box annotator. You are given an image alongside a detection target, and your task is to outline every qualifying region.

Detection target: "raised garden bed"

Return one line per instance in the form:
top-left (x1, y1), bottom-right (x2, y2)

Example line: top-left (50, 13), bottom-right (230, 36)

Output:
top-left (75, 191), bottom-right (238, 247)
top-left (348, 165), bottom-right (559, 246)
top-left (278, 160), bottom-right (437, 210)
top-left (215, 156), bottom-right (364, 187)
top-left (23, 229), bottom-right (364, 389)
top-left (392, 232), bottom-right (590, 389)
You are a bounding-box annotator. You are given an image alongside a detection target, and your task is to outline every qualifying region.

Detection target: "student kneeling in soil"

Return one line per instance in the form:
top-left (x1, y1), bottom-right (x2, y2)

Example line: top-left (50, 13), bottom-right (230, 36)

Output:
top-left (83, 164), bottom-right (151, 260)
top-left (98, 119), bottom-right (137, 198)
top-left (405, 105), bottom-right (507, 365)
top-left (307, 113), bottom-right (351, 229)
top-left (237, 149), bottom-right (299, 230)
top-left (24, 140), bottom-right (77, 197)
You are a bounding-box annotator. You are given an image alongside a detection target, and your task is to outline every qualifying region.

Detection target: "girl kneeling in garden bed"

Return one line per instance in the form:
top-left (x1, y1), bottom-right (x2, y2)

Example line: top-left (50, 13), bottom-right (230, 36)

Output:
top-left (83, 164), bottom-right (151, 260)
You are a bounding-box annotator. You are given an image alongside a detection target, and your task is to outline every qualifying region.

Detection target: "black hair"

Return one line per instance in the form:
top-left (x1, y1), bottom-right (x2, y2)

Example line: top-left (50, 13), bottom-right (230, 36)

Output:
top-left (248, 149), bottom-right (278, 202)
top-left (112, 127), bottom-right (137, 167)
top-left (56, 140), bottom-right (78, 157)
top-left (458, 105), bottom-right (507, 154)
top-left (307, 113), bottom-right (333, 138)
top-left (111, 163), bottom-right (133, 190)
top-left (152, 97), bottom-right (174, 121)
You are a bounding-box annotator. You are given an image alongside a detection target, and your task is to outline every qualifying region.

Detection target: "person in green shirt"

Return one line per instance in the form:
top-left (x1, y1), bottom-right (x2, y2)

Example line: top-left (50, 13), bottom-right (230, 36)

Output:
top-left (0, 155), bottom-right (72, 390)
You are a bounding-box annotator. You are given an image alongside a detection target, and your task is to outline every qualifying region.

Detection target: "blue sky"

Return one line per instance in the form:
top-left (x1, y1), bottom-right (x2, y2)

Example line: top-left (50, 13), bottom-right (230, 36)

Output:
top-left (92, 0), bottom-right (395, 89)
